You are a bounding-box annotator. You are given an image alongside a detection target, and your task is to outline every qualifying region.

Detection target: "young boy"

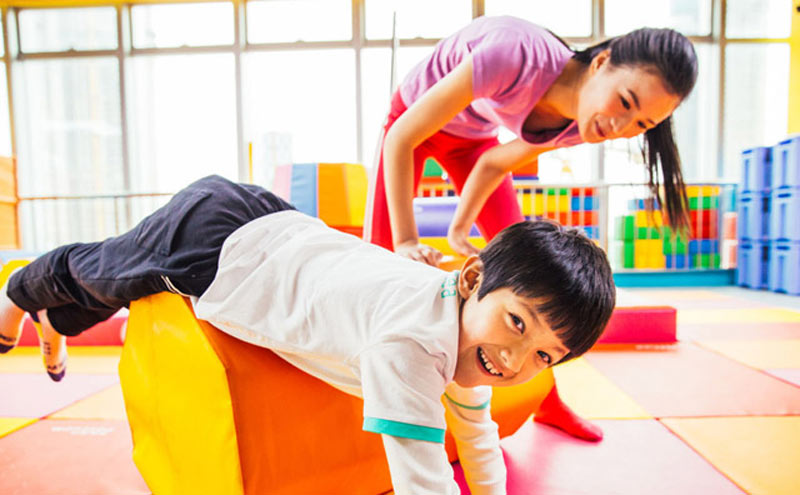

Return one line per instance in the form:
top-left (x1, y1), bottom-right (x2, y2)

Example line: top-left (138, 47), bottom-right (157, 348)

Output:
top-left (0, 175), bottom-right (615, 494)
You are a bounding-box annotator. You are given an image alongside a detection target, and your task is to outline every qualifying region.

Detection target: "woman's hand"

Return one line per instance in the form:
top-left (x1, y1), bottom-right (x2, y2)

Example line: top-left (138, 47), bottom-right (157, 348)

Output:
top-left (447, 224), bottom-right (481, 257)
top-left (395, 240), bottom-right (444, 267)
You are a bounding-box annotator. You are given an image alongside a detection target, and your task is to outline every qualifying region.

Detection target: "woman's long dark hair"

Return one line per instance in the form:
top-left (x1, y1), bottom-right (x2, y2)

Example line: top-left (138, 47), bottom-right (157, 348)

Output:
top-left (573, 29), bottom-right (698, 229)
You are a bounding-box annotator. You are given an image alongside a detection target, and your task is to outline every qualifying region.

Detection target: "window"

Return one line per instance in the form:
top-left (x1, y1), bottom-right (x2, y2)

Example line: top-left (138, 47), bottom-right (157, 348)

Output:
top-left (18, 7), bottom-right (117, 53)
top-left (605, 0), bottom-right (712, 36)
top-left (131, 2), bottom-right (234, 48)
top-left (726, 0), bottom-right (792, 38)
top-left (247, 0), bottom-right (352, 43)
top-left (485, 0), bottom-right (592, 37)
top-left (365, 0), bottom-right (472, 40)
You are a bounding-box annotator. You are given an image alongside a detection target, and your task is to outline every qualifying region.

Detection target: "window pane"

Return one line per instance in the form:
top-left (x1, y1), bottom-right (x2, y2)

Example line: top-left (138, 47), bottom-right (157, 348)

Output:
top-left (726, 0), bottom-right (791, 38)
top-left (365, 0), bottom-right (472, 40)
top-left (605, 0), bottom-right (711, 36)
top-left (13, 58), bottom-right (123, 197)
top-left (244, 50), bottom-right (356, 168)
top-left (485, 0), bottom-right (592, 37)
top-left (672, 42), bottom-right (719, 180)
top-left (131, 2), bottom-right (234, 48)
top-left (19, 7), bottom-right (117, 53)
top-left (723, 43), bottom-right (789, 180)
top-left (127, 54), bottom-right (238, 192)
top-left (0, 64), bottom-right (11, 156)
top-left (247, 0), bottom-right (351, 43)
top-left (360, 46), bottom-right (436, 167)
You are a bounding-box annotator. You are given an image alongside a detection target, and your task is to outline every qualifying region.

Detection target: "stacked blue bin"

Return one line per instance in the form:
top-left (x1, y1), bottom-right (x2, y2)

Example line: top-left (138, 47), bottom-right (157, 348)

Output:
top-left (736, 146), bottom-right (771, 289)
top-left (768, 135), bottom-right (800, 294)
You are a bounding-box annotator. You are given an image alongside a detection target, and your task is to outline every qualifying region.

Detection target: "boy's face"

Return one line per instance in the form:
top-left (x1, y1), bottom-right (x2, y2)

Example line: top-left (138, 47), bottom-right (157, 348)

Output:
top-left (453, 256), bottom-right (570, 388)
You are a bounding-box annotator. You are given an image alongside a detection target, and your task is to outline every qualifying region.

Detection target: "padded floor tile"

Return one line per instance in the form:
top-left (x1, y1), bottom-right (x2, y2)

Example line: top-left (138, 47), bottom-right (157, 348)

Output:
top-left (584, 343), bottom-right (800, 416)
top-left (50, 384), bottom-right (128, 420)
top-left (663, 416), bottom-right (800, 495)
top-left (454, 420), bottom-right (743, 494)
top-left (766, 369), bottom-right (800, 387)
top-left (678, 308), bottom-right (800, 325)
top-left (0, 418), bottom-right (36, 438)
top-left (0, 419), bottom-right (149, 495)
top-left (0, 374), bottom-right (119, 418)
top-left (678, 322), bottom-right (800, 341)
top-left (552, 358), bottom-right (650, 419)
top-left (696, 339), bottom-right (800, 369)
top-left (0, 346), bottom-right (122, 374)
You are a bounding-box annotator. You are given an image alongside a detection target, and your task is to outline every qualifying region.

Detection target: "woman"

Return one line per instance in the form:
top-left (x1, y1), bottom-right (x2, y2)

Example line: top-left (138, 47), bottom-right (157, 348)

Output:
top-left (364, 15), bottom-right (698, 440)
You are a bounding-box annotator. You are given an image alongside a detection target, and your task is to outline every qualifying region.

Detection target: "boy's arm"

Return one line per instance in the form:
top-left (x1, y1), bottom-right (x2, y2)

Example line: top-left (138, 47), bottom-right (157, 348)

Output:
top-left (443, 383), bottom-right (507, 494)
top-left (380, 435), bottom-right (461, 494)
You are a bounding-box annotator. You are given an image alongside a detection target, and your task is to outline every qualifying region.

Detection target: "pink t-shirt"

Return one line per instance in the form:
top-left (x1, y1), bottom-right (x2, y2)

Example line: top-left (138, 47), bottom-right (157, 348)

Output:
top-left (399, 16), bottom-right (583, 148)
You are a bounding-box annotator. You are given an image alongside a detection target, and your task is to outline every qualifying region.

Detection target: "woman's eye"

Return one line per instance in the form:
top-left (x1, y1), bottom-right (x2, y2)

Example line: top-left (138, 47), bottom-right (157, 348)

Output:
top-left (537, 350), bottom-right (552, 365)
top-left (620, 96), bottom-right (630, 110)
top-left (510, 314), bottom-right (525, 333)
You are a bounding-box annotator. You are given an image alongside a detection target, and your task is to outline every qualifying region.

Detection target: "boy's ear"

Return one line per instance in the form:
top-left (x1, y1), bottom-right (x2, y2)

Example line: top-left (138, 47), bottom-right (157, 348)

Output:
top-left (457, 255), bottom-right (484, 299)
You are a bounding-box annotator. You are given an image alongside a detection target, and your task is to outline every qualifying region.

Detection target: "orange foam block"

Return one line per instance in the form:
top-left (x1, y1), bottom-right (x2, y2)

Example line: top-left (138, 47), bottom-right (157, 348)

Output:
top-left (120, 293), bottom-right (554, 495)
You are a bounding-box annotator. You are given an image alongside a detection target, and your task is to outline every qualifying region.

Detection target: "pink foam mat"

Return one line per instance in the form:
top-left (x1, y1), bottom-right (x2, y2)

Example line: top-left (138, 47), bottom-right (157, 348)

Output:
top-left (0, 374), bottom-right (119, 418)
top-left (0, 419), bottom-right (149, 495)
top-left (453, 420), bottom-right (744, 494)
top-left (765, 369), bottom-right (800, 388)
top-left (599, 306), bottom-right (676, 343)
top-left (584, 343), bottom-right (800, 417)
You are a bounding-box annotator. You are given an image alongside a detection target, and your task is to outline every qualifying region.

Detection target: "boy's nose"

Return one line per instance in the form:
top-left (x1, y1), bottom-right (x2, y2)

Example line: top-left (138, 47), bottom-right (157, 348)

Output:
top-left (499, 348), bottom-right (526, 374)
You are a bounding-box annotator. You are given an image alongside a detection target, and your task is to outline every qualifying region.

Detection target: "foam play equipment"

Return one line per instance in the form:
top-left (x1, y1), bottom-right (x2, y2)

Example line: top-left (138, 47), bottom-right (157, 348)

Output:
top-left (272, 162), bottom-right (367, 236)
top-left (119, 293), bottom-right (552, 494)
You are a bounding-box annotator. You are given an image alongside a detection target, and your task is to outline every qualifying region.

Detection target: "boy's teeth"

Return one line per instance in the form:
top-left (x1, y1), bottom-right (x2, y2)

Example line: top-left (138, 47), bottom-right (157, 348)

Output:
top-left (479, 348), bottom-right (502, 376)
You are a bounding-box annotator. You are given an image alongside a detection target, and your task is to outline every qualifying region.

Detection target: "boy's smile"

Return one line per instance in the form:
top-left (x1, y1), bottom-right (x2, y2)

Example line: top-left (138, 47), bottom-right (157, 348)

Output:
top-left (453, 256), bottom-right (570, 388)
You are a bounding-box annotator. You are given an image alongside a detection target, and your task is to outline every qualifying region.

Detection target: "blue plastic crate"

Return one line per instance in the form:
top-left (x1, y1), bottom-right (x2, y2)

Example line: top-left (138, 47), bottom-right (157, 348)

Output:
top-left (770, 187), bottom-right (800, 242)
top-left (688, 239), bottom-right (719, 255)
top-left (571, 196), bottom-right (598, 211)
top-left (740, 146), bottom-right (771, 193)
top-left (768, 241), bottom-right (800, 295)
top-left (737, 240), bottom-right (770, 289)
top-left (665, 254), bottom-right (693, 269)
top-left (581, 226), bottom-right (599, 239)
top-left (772, 135), bottom-right (800, 190)
top-left (737, 192), bottom-right (770, 241)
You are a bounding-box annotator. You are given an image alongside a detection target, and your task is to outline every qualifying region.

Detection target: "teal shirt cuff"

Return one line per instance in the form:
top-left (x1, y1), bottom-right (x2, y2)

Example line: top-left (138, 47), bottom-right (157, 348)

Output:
top-left (363, 417), bottom-right (446, 443)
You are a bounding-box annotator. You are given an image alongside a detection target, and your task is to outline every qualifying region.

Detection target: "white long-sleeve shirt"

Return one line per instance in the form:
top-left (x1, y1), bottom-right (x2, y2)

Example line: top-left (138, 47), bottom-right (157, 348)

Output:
top-left (193, 210), bottom-right (506, 494)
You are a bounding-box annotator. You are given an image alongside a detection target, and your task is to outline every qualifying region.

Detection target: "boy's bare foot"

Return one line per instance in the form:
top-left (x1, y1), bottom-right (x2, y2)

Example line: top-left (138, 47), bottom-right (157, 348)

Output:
top-left (0, 284), bottom-right (26, 353)
top-left (35, 310), bottom-right (68, 382)
top-left (534, 384), bottom-right (603, 442)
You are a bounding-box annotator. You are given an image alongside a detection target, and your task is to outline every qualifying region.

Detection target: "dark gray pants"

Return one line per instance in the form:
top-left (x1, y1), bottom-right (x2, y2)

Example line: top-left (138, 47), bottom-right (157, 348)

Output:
top-left (7, 175), bottom-right (294, 336)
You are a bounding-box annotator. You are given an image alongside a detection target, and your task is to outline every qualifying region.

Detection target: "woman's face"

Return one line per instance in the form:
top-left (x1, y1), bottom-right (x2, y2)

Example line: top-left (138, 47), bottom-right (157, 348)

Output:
top-left (576, 50), bottom-right (682, 143)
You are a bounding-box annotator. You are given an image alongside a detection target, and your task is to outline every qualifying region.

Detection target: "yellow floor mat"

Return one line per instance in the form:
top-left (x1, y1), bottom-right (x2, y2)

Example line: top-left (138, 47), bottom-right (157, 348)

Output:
top-left (696, 340), bottom-right (800, 370)
top-left (50, 384), bottom-right (127, 420)
top-left (0, 346), bottom-right (121, 374)
top-left (662, 416), bottom-right (800, 495)
top-left (553, 358), bottom-right (651, 419)
top-left (0, 417), bottom-right (36, 438)
top-left (678, 308), bottom-right (800, 325)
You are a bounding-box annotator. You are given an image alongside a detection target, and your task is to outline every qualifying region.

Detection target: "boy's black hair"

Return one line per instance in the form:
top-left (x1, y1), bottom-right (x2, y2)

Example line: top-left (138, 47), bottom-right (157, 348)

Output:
top-left (478, 220), bottom-right (615, 362)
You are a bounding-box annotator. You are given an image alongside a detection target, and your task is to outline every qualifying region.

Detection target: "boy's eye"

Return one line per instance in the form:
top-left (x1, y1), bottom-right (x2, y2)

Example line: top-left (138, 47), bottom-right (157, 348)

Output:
top-left (637, 121), bottom-right (647, 130)
top-left (537, 350), bottom-right (552, 365)
top-left (510, 313), bottom-right (525, 333)
top-left (619, 96), bottom-right (630, 110)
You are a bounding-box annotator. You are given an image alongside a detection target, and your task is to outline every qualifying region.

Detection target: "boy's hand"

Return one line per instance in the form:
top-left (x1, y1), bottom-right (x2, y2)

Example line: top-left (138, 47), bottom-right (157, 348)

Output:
top-left (447, 226), bottom-right (480, 258)
top-left (395, 241), bottom-right (443, 267)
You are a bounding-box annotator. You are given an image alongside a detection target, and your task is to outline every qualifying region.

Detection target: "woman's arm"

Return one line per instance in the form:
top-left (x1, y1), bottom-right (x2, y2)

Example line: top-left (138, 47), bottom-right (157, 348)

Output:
top-left (382, 55), bottom-right (475, 265)
top-left (447, 139), bottom-right (553, 256)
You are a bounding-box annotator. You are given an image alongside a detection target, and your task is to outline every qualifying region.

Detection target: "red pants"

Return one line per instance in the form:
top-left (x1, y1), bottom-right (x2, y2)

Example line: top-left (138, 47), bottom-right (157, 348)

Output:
top-left (364, 92), bottom-right (524, 250)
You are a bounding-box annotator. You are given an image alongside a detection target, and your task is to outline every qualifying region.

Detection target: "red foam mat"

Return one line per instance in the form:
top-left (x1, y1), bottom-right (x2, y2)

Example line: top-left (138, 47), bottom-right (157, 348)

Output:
top-left (584, 343), bottom-right (800, 417)
top-left (0, 374), bottom-right (119, 418)
top-left (453, 420), bottom-right (743, 494)
top-left (598, 306), bottom-right (677, 344)
top-left (0, 419), bottom-right (150, 495)
top-left (17, 310), bottom-right (128, 346)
